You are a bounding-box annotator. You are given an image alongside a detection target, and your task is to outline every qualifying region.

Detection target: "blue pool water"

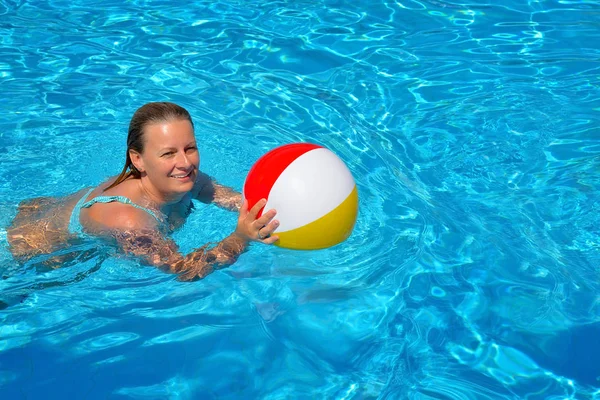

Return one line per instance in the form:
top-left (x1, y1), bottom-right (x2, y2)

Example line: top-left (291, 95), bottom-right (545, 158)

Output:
top-left (1, 0), bottom-right (600, 398)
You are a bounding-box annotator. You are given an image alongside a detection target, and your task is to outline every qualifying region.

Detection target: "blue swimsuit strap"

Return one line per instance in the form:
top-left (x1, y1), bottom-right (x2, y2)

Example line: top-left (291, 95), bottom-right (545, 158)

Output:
top-left (81, 195), bottom-right (162, 222)
top-left (69, 188), bottom-right (95, 235)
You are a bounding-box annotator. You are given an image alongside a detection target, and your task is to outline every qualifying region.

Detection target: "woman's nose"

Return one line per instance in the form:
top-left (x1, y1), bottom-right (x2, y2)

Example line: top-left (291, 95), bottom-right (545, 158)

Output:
top-left (176, 151), bottom-right (191, 167)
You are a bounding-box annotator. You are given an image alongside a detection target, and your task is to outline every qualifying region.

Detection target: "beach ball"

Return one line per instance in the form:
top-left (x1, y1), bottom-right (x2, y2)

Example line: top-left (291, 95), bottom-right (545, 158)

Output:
top-left (243, 143), bottom-right (358, 250)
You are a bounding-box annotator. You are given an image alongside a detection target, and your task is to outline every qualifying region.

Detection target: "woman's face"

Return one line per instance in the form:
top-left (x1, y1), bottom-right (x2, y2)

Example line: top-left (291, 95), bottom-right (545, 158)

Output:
top-left (132, 119), bottom-right (199, 200)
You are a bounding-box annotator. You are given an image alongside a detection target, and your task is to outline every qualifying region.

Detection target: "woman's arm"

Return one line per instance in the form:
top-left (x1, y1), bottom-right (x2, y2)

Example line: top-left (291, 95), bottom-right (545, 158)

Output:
top-left (115, 229), bottom-right (248, 281)
top-left (113, 199), bottom-right (278, 281)
top-left (210, 181), bottom-right (242, 211)
top-left (194, 172), bottom-right (242, 212)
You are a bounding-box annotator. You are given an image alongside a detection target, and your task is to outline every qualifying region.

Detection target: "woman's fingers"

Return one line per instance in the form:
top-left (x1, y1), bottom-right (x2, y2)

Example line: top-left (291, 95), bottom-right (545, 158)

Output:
top-left (256, 218), bottom-right (280, 243)
top-left (239, 199), bottom-right (249, 216)
top-left (262, 234), bottom-right (279, 245)
top-left (236, 198), bottom-right (280, 245)
top-left (247, 199), bottom-right (267, 220)
top-left (255, 208), bottom-right (277, 228)
top-left (256, 220), bottom-right (277, 237)
top-left (262, 219), bottom-right (279, 235)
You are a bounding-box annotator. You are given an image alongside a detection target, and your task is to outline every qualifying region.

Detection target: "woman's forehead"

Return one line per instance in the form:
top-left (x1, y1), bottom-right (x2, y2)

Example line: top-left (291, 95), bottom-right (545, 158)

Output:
top-left (144, 119), bottom-right (195, 146)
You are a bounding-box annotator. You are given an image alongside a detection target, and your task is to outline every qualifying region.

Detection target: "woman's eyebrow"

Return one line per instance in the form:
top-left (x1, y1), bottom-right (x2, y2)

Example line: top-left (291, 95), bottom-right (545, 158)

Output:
top-left (158, 140), bottom-right (197, 151)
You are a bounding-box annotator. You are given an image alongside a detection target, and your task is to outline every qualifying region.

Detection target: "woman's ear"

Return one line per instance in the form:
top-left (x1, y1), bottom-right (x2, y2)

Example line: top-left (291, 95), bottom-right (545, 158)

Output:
top-left (129, 150), bottom-right (145, 173)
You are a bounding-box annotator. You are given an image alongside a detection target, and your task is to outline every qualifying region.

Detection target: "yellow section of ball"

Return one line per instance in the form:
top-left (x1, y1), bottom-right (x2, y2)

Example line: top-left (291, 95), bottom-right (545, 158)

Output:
top-left (274, 186), bottom-right (358, 250)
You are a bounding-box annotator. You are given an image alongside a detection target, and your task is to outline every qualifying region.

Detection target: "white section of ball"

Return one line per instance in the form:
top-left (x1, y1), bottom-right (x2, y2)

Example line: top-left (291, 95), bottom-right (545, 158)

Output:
top-left (263, 148), bottom-right (355, 233)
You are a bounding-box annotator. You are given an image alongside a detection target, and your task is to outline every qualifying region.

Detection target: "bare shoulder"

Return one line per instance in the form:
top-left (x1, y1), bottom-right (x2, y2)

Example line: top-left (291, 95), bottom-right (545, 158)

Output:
top-left (83, 201), bottom-right (158, 233)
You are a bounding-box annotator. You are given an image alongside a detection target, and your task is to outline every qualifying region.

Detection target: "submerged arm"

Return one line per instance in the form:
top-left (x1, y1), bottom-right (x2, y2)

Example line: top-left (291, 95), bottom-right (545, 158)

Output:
top-left (113, 199), bottom-right (279, 281)
top-left (194, 172), bottom-right (242, 212)
top-left (115, 229), bottom-right (248, 281)
top-left (212, 182), bottom-right (243, 211)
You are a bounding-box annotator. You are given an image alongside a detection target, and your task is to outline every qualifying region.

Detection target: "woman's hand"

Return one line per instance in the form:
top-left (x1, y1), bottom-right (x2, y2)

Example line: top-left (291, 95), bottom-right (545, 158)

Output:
top-left (234, 198), bottom-right (279, 244)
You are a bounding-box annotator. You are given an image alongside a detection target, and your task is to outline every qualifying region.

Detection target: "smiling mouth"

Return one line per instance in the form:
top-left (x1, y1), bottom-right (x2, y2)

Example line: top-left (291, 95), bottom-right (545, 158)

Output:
top-left (170, 170), bottom-right (193, 179)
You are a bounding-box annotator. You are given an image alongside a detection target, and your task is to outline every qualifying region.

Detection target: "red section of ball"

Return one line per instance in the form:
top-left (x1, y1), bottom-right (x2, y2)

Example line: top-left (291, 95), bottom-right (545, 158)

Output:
top-left (243, 143), bottom-right (322, 217)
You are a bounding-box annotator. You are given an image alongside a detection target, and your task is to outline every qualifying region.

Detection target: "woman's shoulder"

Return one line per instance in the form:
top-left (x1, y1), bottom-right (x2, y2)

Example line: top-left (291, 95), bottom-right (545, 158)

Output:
top-left (81, 178), bottom-right (159, 232)
top-left (103, 203), bottom-right (158, 230)
top-left (83, 201), bottom-right (159, 234)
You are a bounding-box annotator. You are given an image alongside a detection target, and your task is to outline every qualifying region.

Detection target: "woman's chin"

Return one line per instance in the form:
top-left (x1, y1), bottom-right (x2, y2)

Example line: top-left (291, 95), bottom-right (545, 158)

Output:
top-left (170, 179), bottom-right (194, 192)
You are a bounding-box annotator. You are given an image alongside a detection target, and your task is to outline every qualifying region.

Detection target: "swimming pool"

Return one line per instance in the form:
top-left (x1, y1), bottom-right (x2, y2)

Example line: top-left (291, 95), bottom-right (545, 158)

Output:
top-left (1, 0), bottom-right (599, 398)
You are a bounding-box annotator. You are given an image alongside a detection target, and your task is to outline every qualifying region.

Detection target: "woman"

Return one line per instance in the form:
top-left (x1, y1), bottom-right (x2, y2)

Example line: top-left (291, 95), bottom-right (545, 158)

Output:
top-left (7, 102), bottom-right (279, 281)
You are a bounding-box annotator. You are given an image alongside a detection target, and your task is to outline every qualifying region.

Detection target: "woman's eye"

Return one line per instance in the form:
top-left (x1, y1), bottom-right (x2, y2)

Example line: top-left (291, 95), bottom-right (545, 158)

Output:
top-left (186, 147), bottom-right (198, 153)
top-left (162, 152), bottom-right (175, 157)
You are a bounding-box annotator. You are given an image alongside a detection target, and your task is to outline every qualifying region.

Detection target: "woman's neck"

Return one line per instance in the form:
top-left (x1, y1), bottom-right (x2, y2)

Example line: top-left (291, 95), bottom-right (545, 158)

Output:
top-left (137, 178), bottom-right (184, 213)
